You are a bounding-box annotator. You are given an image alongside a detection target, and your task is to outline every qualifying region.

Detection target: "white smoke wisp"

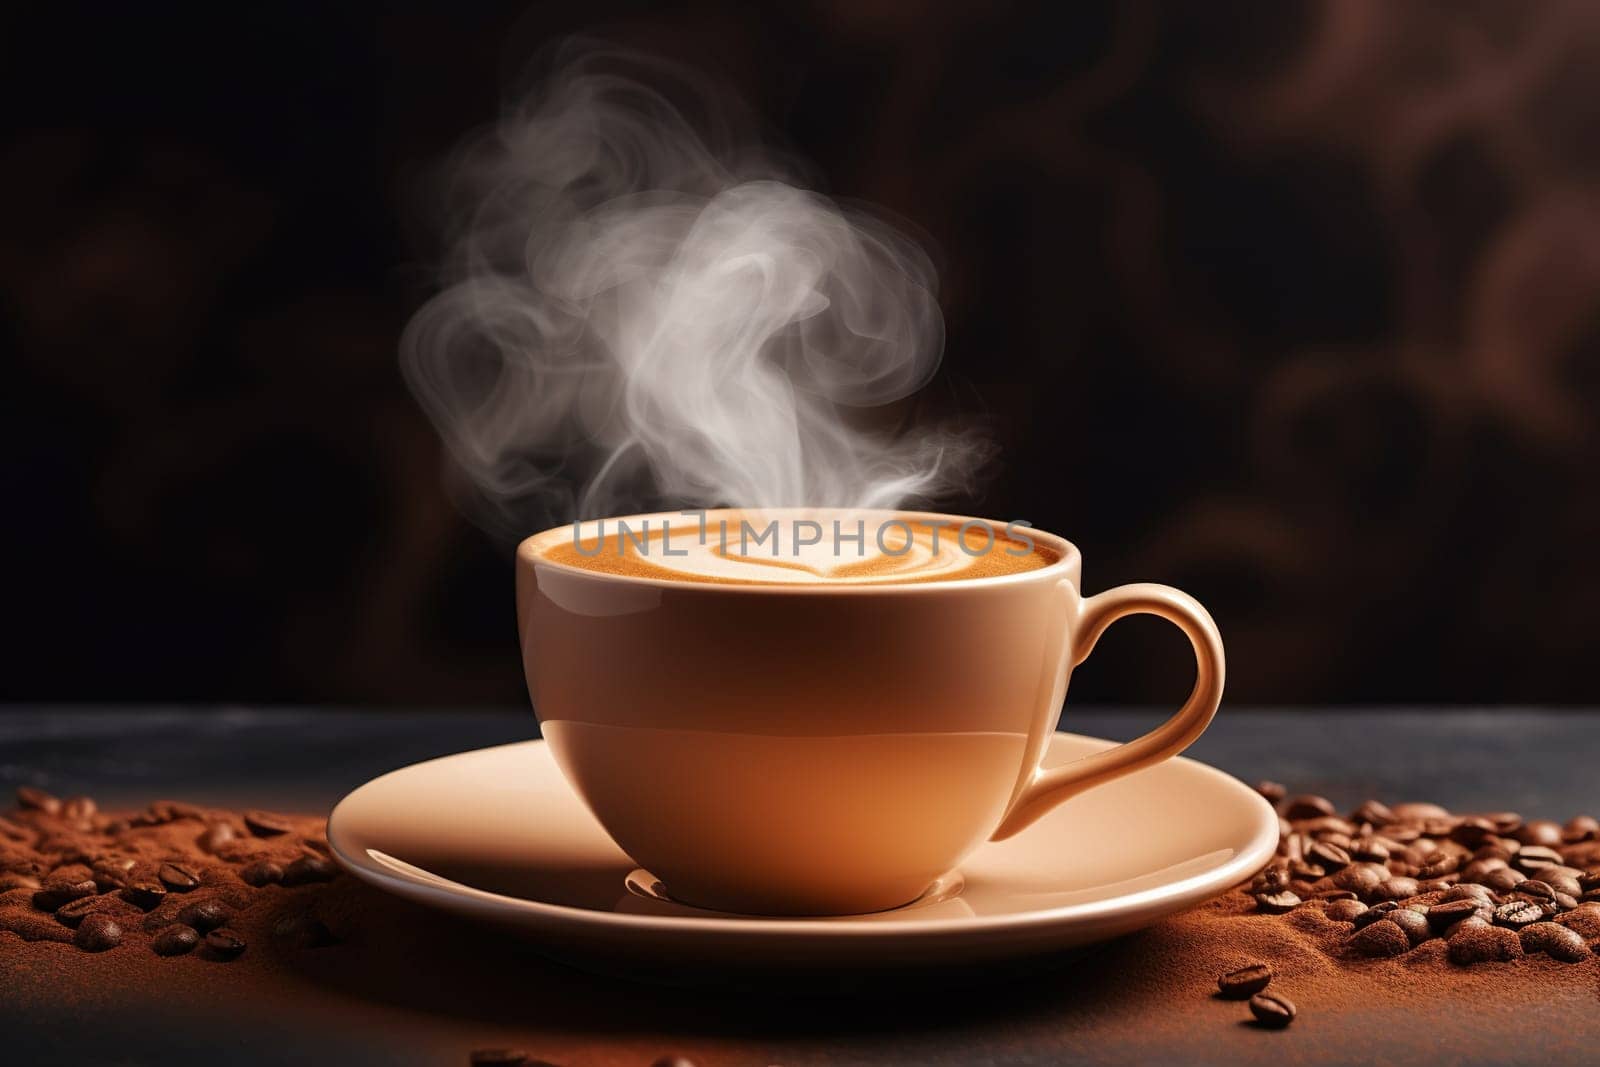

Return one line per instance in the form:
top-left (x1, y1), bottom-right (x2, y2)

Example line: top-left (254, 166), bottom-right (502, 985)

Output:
top-left (401, 45), bottom-right (990, 536)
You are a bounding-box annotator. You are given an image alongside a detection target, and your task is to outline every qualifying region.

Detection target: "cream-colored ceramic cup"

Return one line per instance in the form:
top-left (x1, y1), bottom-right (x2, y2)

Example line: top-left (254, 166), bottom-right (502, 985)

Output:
top-left (516, 509), bottom-right (1224, 916)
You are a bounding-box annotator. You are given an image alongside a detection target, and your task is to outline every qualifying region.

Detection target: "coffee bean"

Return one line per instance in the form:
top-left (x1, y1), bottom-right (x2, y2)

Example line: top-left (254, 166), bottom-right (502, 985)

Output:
top-left (176, 900), bottom-right (230, 933)
top-left (1515, 879), bottom-right (1556, 902)
top-left (1563, 815), bottom-right (1599, 843)
top-left (73, 913), bottom-right (122, 952)
top-left (1324, 898), bottom-right (1369, 923)
top-left (1371, 877), bottom-right (1420, 902)
top-left (1217, 962), bottom-right (1273, 999)
top-left (152, 924), bottom-right (201, 957)
top-left (1352, 900), bottom-right (1402, 929)
top-left (273, 911), bottom-right (339, 948)
top-left (1284, 795), bottom-right (1336, 820)
top-left (1256, 781), bottom-right (1287, 804)
top-left (1514, 820), bottom-right (1564, 848)
top-left (1349, 799), bottom-right (1395, 827)
top-left (243, 810), bottom-right (293, 838)
top-left (1519, 921), bottom-right (1591, 962)
top-left (120, 881), bottom-right (168, 911)
top-left (1416, 854), bottom-right (1462, 880)
top-left (1254, 890), bottom-right (1300, 914)
top-left (1333, 863), bottom-right (1387, 895)
top-left (1557, 903), bottom-right (1600, 940)
top-left (1482, 867), bottom-right (1528, 893)
top-left (1448, 922), bottom-right (1524, 964)
top-left (1449, 818), bottom-right (1497, 848)
top-left (282, 855), bottom-right (337, 886)
top-left (54, 894), bottom-right (108, 927)
top-left (158, 863), bottom-right (201, 892)
top-left (1539, 867), bottom-right (1583, 894)
top-left (240, 860), bottom-right (284, 887)
top-left (1514, 845), bottom-right (1564, 873)
top-left (1392, 802), bottom-right (1452, 820)
top-left (1427, 898), bottom-right (1487, 932)
top-left (204, 928), bottom-right (246, 960)
top-left (15, 786), bottom-right (61, 815)
top-left (1387, 908), bottom-right (1431, 945)
top-left (1248, 992), bottom-right (1296, 1029)
top-left (1493, 900), bottom-right (1545, 928)
top-left (1443, 883), bottom-right (1495, 904)
top-left (1350, 837), bottom-right (1391, 862)
top-left (32, 877), bottom-right (97, 911)
top-left (197, 823), bottom-right (235, 853)
top-left (1306, 841), bottom-right (1351, 871)
top-left (1315, 887), bottom-right (1358, 901)
top-left (1349, 918), bottom-right (1411, 957)
top-left (1581, 869), bottom-right (1600, 893)
top-left (649, 1058), bottom-right (701, 1067)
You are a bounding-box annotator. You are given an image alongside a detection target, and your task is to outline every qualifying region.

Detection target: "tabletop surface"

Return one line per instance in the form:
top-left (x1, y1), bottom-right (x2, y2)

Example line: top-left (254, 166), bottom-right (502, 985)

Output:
top-left (3, 706), bottom-right (1598, 1066)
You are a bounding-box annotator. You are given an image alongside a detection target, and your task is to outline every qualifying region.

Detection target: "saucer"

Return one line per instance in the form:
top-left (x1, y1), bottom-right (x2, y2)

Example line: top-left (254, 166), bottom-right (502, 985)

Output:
top-left (326, 733), bottom-right (1277, 971)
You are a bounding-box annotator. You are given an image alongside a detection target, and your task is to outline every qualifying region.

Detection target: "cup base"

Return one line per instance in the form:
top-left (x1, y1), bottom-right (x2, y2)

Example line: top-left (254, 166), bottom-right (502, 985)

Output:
top-left (623, 868), bottom-right (966, 918)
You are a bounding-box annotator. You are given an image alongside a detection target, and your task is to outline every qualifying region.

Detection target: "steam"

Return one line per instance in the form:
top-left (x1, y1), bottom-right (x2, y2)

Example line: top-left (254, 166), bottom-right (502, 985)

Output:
top-left (401, 44), bottom-right (988, 535)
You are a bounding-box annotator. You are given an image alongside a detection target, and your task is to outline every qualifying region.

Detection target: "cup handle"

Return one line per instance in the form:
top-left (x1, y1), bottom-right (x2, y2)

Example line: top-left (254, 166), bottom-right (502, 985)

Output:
top-left (989, 582), bottom-right (1225, 841)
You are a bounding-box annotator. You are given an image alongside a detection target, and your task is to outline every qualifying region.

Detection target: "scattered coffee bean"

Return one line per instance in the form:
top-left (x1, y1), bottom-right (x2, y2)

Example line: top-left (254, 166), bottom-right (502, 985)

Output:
top-left (197, 823), bottom-right (235, 853)
top-left (1333, 863), bottom-right (1387, 895)
top-left (1392, 802), bottom-right (1451, 820)
top-left (1349, 918), bottom-right (1410, 957)
top-left (243, 810), bottom-right (293, 838)
top-left (1350, 836), bottom-right (1391, 862)
top-left (158, 863), bottom-right (200, 892)
top-left (1449, 818), bottom-right (1497, 848)
top-left (176, 899), bottom-right (230, 933)
top-left (54, 895), bottom-right (108, 927)
top-left (1254, 890), bottom-right (1300, 914)
top-left (1415, 854), bottom-right (1461, 879)
top-left (204, 928), bottom-right (246, 960)
top-left (1352, 900), bottom-right (1402, 929)
top-left (16, 786), bottom-right (61, 814)
top-left (1324, 898), bottom-right (1368, 923)
top-left (240, 860), bottom-right (285, 887)
top-left (1519, 922), bottom-right (1591, 962)
top-left (649, 1057), bottom-right (702, 1067)
top-left (120, 881), bottom-right (168, 911)
top-left (1514, 846), bottom-right (1564, 873)
top-left (1251, 867), bottom-right (1290, 893)
top-left (1371, 877), bottom-right (1420, 902)
top-left (1443, 883), bottom-right (1495, 904)
top-left (1514, 879), bottom-right (1556, 902)
top-left (1448, 922), bottom-right (1523, 964)
top-left (61, 796), bottom-right (97, 821)
top-left (1515, 820), bottom-right (1564, 848)
top-left (1481, 868), bottom-right (1527, 893)
top-left (1388, 908), bottom-right (1431, 946)
top-left (1350, 799), bottom-right (1395, 827)
top-left (1256, 782), bottom-right (1287, 804)
top-left (1284, 795), bottom-right (1336, 820)
top-left (151, 924), bottom-right (201, 957)
top-left (1557, 904), bottom-right (1600, 940)
top-left (32, 877), bottom-right (98, 912)
top-left (1248, 992), bottom-right (1296, 1029)
top-left (1307, 841), bottom-right (1351, 871)
top-left (1493, 900), bottom-right (1544, 928)
top-left (282, 854), bottom-right (337, 886)
top-left (273, 911), bottom-right (339, 948)
top-left (1562, 815), bottom-right (1599, 843)
top-left (1217, 962), bottom-right (1273, 999)
top-left (1426, 898), bottom-right (1486, 932)
top-left (73, 913), bottom-right (122, 952)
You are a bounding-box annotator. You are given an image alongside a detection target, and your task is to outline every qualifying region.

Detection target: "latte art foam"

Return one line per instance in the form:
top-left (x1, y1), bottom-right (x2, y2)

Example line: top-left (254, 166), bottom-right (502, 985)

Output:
top-left (536, 511), bottom-right (1056, 585)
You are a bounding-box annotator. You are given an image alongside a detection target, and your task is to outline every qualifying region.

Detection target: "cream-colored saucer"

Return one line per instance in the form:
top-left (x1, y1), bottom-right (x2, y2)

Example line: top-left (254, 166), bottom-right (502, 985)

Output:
top-left (327, 734), bottom-right (1277, 970)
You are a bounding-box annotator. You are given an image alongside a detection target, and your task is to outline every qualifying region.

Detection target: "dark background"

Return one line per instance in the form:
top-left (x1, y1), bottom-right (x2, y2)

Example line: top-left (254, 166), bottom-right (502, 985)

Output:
top-left (3, 1), bottom-right (1597, 707)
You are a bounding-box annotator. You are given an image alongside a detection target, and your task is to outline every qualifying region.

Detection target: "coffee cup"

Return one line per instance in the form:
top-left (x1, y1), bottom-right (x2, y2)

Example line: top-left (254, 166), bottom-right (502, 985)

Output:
top-left (516, 508), bottom-right (1223, 916)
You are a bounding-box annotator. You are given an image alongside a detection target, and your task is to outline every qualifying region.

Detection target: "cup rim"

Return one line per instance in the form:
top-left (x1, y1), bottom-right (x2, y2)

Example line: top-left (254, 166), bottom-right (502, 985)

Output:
top-left (517, 507), bottom-right (1081, 595)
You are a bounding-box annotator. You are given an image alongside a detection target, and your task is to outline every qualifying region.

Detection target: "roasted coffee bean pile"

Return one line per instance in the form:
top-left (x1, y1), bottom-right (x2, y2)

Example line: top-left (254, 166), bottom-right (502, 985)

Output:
top-left (0, 787), bottom-right (339, 960)
top-left (1247, 784), bottom-right (1600, 967)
